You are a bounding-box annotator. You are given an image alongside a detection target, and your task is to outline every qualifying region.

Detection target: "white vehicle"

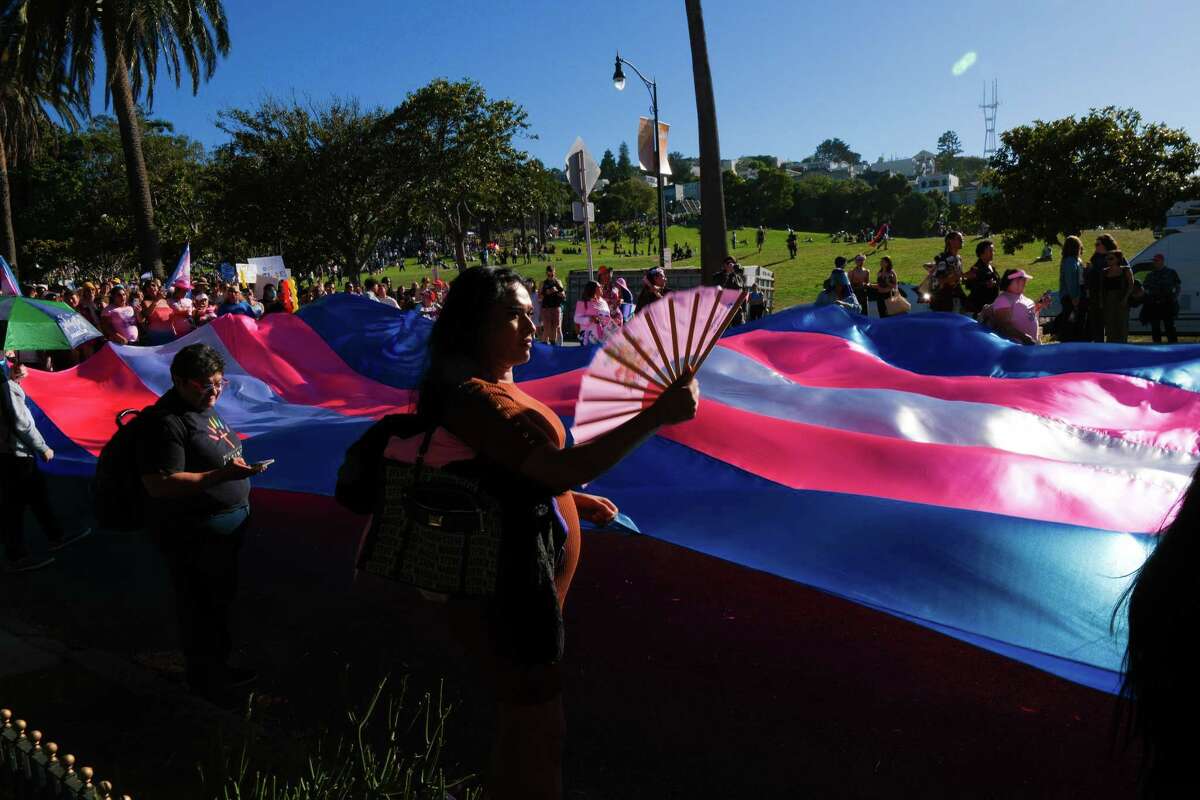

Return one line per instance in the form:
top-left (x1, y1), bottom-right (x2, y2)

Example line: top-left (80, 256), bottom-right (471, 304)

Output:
top-left (1041, 215), bottom-right (1200, 335)
top-left (1124, 226), bottom-right (1200, 334)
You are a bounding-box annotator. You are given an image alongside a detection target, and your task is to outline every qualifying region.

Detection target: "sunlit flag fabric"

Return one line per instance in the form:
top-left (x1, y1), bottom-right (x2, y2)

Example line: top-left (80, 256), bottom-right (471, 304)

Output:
top-left (18, 295), bottom-right (1200, 693)
top-left (166, 244), bottom-right (192, 289)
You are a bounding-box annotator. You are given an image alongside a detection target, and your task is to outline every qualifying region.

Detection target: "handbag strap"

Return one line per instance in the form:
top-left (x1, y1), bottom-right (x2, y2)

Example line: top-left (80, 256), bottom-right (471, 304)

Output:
top-left (412, 427), bottom-right (436, 482)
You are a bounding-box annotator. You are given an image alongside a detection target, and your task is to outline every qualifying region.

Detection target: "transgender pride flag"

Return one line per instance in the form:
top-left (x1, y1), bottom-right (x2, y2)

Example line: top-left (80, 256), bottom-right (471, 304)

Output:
top-left (0, 254), bottom-right (22, 296)
top-left (18, 296), bottom-right (1200, 693)
top-left (166, 244), bottom-right (192, 289)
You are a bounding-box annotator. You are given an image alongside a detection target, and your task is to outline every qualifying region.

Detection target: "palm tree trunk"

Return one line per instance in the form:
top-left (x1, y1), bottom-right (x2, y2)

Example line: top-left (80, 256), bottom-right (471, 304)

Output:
top-left (108, 48), bottom-right (164, 279)
top-left (684, 0), bottom-right (728, 285)
top-left (0, 145), bottom-right (18, 277)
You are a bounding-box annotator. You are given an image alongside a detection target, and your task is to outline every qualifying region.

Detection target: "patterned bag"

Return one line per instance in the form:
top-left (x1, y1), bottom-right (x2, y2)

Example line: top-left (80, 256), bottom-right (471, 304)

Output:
top-left (357, 429), bottom-right (503, 596)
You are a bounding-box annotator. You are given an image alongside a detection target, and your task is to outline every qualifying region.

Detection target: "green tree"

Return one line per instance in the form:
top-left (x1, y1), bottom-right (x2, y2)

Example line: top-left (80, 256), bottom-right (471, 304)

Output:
top-left (12, 115), bottom-right (208, 279)
top-left (720, 170), bottom-right (749, 227)
top-left (5, 0), bottom-right (231, 279)
top-left (893, 192), bottom-right (937, 237)
top-left (935, 130), bottom-right (962, 172)
top-left (870, 172), bottom-right (910, 222)
top-left (668, 150), bottom-right (695, 185)
top-left (388, 79), bottom-right (530, 269)
top-left (745, 167), bottom-right (794, 227)
top-left (596, 176), bottom-right (655, 223)
top-left (599, 148), bottom-right (618, 181)
top-left (948, 155), bottom-right (986, 183)
top-left (206, 97), bottom-right (409, 278)
top-left (977, 106), bottom-right (1200, 252)
top-left (0, 31), bottom-right (84, 276)
top-left (813, 137), bottom-right (860, 165)
top-left (616, 142), bottom-right (635, 181)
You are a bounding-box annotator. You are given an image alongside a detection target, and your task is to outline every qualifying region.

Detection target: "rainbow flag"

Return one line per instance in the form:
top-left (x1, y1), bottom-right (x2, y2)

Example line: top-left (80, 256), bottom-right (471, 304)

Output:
top-left (20, 296), bottom-right (1199, 693)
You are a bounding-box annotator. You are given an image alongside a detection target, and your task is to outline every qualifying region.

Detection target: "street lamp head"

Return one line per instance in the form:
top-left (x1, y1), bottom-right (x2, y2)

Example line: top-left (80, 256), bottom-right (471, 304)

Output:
top-left (612, 55), bottom-right (626, 91)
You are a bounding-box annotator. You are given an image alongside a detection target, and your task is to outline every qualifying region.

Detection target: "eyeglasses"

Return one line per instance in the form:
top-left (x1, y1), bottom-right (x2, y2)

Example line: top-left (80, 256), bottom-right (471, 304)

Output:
top-left (188, 378), bottom-right (230, 394)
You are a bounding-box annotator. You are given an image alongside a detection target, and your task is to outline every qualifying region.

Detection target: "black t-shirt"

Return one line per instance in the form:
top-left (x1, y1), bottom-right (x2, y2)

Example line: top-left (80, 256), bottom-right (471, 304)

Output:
top-left (137, 388), bottom-right (250, 521)
top-left (540, 278), bottom-right (564, 309)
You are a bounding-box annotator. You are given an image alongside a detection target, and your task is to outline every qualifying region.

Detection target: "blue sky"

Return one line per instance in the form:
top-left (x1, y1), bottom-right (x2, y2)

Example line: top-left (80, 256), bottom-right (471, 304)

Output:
top-left (125, 0), bottom-right (1200, 168)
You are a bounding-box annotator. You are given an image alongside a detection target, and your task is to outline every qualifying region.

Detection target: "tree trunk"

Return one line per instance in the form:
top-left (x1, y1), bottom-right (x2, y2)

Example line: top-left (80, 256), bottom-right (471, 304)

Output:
top-left (0, 145), bottom-right (18, 278)
top-left (107, 42), bottom-right (164, 279)
top-left (685, 0), bottom-right (728, 285)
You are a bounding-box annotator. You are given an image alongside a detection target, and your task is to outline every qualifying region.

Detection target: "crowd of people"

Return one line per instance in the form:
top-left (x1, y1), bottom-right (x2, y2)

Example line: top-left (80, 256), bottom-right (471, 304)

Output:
top-left (812, 230), bottom-right (1185, 346)
top-left (1, 253), bottom-right (1194, 798)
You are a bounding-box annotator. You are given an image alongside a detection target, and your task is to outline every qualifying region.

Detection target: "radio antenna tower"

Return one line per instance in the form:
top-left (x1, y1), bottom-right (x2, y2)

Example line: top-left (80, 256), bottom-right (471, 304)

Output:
top-left (981, 79), bottom-right (999, 159)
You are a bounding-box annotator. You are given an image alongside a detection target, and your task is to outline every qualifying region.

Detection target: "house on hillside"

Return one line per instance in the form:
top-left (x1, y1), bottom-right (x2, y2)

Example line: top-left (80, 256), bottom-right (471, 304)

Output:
top-left (915, 173), bottom-right (959, 195)
top-left (950, 182), bottom-right (981, 206)
top-left (871, 150), bottom-right (937, 178)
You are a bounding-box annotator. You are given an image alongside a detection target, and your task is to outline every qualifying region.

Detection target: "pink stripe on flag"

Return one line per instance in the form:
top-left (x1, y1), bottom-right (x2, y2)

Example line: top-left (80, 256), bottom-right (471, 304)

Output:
top-left (211, 314), bottom-right (414, 417)
top-left (658, 398), bottom-right (1186, 533)
top-left (21, 347), bottom-right (160, 454)
top-left (517, 368), bottom-right (587, 417)
top-left (721, 331), bottom-right (1200, 455)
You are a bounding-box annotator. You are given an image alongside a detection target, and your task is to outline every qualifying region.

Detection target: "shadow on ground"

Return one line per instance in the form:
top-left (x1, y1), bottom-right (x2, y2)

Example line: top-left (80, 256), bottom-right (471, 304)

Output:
top-left (1, 476), bottom-right (1138, 799)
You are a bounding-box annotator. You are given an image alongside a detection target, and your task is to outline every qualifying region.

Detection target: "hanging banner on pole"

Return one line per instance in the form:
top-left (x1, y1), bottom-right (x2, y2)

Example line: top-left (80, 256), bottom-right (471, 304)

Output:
top-left (637, 118), bottom-right (671, 176)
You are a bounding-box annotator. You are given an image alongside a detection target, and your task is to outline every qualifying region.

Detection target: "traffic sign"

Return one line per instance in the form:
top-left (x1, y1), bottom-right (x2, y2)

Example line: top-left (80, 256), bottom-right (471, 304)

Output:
top-left (565, 137), bottom-right (601, 198)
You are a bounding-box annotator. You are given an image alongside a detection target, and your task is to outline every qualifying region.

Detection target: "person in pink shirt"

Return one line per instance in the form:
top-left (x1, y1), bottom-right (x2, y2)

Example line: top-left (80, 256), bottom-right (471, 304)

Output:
top-left (988, 269), bottom-right (1053, 345)
top-left (140, 280), bottom-right (177, 345)
top-left (168, 282), bottom-right (195, 337)
top-left (102, 286), bottom-right (140, 345)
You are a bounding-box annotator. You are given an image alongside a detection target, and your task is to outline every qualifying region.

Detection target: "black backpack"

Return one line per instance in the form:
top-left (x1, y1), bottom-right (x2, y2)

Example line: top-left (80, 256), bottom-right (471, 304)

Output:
top-left (92, 407), bottom-right (157, 531)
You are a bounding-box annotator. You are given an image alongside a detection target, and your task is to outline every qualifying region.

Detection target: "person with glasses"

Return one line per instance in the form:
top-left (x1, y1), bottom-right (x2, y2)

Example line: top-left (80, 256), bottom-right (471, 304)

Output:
top-left (1, 352), bottom-right (92, 572)
top-left (137, 343), bottom-right (269, 705)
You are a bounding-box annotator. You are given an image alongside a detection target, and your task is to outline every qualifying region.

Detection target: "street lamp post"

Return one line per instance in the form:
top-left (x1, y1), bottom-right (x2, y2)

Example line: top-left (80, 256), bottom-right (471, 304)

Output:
top-left (613, 52), bottom-right (667, 269)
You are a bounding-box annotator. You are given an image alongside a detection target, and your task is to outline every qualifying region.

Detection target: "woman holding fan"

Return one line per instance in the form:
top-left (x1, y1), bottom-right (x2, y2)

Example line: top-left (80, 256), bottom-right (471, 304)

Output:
top-left (420, 267), bottom-right (699, 800)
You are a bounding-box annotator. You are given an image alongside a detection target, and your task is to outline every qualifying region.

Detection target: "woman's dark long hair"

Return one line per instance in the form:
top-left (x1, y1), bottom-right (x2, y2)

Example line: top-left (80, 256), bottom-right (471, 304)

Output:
top-left (1114, 462), bottom-right (1200, 795)
top-left (416, 266), bottom-right (524, 422)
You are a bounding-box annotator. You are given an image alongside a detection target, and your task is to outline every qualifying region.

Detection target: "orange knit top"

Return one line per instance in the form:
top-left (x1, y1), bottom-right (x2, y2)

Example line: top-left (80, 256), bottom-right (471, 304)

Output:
top-left (443, 378), bottom-right (581, 606)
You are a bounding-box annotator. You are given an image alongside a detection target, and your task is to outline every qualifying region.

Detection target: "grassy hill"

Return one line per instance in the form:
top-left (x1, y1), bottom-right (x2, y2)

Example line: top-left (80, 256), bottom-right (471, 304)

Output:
top-left (374, 226), bottom-right (1155, 311)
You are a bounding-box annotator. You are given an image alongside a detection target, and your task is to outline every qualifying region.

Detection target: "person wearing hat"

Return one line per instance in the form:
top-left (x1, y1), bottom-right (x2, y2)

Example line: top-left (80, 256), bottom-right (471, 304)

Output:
top-left (636, 267), bottom-right (668, 313)
top-left (987, 269), bottom-right (1053, 345)
top-left (168, 282), bottom-right (195, 337)
top-left (192, 293), bottom-right (217, 327)
top-left (1140, 253), bottom-right (1182, 344)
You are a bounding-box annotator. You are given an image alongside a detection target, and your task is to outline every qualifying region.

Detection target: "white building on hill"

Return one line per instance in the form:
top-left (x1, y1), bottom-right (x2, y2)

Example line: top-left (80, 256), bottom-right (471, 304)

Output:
top-left (914, 173), bottom-right (959, 195)
top-left (871, 150), bottom-right (936, 177)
